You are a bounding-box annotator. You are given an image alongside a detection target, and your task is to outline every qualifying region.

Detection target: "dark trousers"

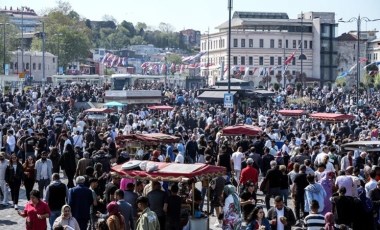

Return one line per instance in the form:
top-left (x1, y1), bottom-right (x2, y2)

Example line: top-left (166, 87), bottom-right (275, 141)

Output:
top-left (24, 178), bottom-right (35, 201)
top-left (9, 182), bottom-right (21, 205)
top-left (294, 195), bottom-right (306, 220)
top-left (265, 187), bottom-right (281, 210)
top-left (158, 215), bottom-right (166, 230)
top-left (66, 171), bottom-right (75, 188)
top-left (77, 218), bottom-right (89, 230)
top-left (38, 178), bottom-right (50, 198)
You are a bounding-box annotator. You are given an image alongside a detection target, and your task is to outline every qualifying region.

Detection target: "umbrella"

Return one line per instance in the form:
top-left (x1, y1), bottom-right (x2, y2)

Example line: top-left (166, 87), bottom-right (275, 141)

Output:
top-left (105, 101), bottom-right (124, 107)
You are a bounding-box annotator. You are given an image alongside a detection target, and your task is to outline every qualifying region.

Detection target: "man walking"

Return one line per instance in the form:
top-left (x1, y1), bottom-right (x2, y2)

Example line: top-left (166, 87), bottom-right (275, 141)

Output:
top-left (44, 173), bottom-right (68, 230)
top-left (0, 152), bottom-right (9, 206)
top-left (35, 151), bottom-right (53, 198)
top-left (68, 176), bottom-right (94, 230)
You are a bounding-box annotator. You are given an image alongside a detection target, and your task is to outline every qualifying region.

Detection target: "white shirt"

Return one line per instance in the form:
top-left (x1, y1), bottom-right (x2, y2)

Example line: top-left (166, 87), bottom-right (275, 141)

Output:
top-left (275, 208), bottom-right (285, 230)
top-left (231, 151), bottom-right (244, 171)
top-left (72, 135), bottom-right (83, 147)
top-left (0, 159), bottom-right (9, 180)
top-left (365, 179), bottom-right (377, 198)
top-left (175, 154), bottom-right (184, 164)
top-left (6, 135), bottom-right (16, 151)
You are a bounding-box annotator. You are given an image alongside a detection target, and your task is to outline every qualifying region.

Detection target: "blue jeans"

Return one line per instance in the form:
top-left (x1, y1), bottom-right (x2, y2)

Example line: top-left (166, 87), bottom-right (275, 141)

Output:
top-left (279, 188), bottom-right (289, 206)
top-left (49, 210), bottom-right (61, 230)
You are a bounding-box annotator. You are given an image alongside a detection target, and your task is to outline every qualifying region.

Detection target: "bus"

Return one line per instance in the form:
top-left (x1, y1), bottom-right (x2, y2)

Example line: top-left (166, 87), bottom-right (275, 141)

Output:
top-left (49, 75), bottom-right (105, 86)
top-left (111, 74), bottom-right (166, 90)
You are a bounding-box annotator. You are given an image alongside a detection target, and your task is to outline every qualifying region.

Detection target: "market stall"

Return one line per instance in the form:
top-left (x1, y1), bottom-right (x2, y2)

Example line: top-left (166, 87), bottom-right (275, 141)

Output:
top-left (112, 161), bottom-right (226, 230)
top-left (278, 109), bottom-right (307, 117)
top-left (147, 105), bottom-right (174, 110)
top-left (309, 113), bottom-right (355, 122)
top-left (341, 140), bottom-right (380, 152)
top-left (221, 124), bottom-right (262, 136)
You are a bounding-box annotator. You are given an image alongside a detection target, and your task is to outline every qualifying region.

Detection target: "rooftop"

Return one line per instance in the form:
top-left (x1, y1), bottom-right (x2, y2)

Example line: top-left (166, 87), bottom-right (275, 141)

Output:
top-left (233, 11), bottom-right (289, 20)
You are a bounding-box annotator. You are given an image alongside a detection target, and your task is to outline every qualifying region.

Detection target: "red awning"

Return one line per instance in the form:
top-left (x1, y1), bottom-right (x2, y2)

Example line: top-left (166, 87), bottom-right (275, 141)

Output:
top-left (309, 113), bottom-right (356, 122)
top-left (147, 105), bottom-right (174, 110)
top-left (222, 124), bottom-right (262, 136)
top-left (116, 133), bottom-right (180, 144)
top-left (278, 110), bottom-right (307, 117)
top-left (111, 161), bottom-right (226, 182)
top-left (84, 108), bottom-right (115, 113)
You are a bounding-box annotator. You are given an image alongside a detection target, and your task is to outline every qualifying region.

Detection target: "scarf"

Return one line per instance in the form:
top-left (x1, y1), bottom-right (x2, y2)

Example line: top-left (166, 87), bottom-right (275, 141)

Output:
top-left (223, 184), bottom-right (241, 213)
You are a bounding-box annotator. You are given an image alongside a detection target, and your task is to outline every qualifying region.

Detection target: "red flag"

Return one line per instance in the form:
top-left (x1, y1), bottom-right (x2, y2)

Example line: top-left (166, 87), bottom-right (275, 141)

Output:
top-left (359, 57), bottom-right (368, 63)
top-left (284, 52), bottom-right (295, 65)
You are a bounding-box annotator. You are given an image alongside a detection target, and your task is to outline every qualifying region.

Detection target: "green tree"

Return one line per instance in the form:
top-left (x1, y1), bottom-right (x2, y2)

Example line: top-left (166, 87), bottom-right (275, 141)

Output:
top-left (31, 2), bottom-right (92, 70)
top-left (166, 53), bottom-right (182, 64)
top-left (0, 14), bottom-right (21, 73)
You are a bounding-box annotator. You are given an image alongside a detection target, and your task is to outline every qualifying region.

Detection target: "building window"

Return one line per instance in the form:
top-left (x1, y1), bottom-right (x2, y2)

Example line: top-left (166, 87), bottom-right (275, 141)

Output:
top-left (286, 40), bottom-right (289, 48)
top-left (270, 57), bottom-right (274, 65)
top-left (249, 56), bottom-right (253, 65)
top-left (278, 39), bottom-right (282, 48)
top-left (38, 63), bottom-right (42, 70)
top-left (309, 41), bottom-right (312, 49)
top-left (259, 57), bottom-right (264, 65)
top-left (53, 57), bottom-right (56, 63)
top-left (233, 39), bottom-right (238, 47)
top-left (233, 56), bottom-right (238, 65)
top-left (304, 41), bottom-right (308, 49)
top-left (270, 39), bottom-right (275, 48)
top-left (292, 58), bottom-right (296, 65)
top-left (241, 39), bottom-right (245, 48)
top-left (293, 40), bottom-right (297, 48)
top-left (33, 63), bottom-right (36, 70)
top-left (298, 40), bottom-right (301, 48)
top-left (278, 70), bottom-right (282, 75)
top-left (10, 62), bottom-right (13, 69)
top-left (26, 63), bottom-right (30, 70)
top-left (15, 62), bottom-right (18, 70)
top-left (292, 70), bottom-right (296, 75)
top-left (241, 56), bottom-right (245, 65)
top-left (260, 39), bottom-right (264, 48)
top-left (249, 39), bottom-right (253, 47)
top-left (278, 57), bottom-right (282, 65)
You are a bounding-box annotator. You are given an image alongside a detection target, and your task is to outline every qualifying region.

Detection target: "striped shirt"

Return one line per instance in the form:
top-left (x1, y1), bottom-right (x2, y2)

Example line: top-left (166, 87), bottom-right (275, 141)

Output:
top-left (304, 213), bottom-right (325, 230)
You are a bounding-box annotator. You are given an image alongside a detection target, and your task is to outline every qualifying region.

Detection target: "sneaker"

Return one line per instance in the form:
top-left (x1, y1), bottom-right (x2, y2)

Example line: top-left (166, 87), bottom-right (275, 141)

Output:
top-left (14, 204), bottom-right (18, 210)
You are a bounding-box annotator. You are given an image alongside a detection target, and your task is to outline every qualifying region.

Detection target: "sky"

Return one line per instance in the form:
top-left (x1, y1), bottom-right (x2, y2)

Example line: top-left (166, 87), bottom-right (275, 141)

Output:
top-left (3, 0), bottom-right (380, 36)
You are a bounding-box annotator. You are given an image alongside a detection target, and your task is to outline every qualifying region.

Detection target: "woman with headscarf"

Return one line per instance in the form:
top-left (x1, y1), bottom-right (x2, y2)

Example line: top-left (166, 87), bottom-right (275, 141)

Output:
top-left (319, 171), bottom-right (335, 215)
top-left (53, 205), bottom-right (80, 230)
top-left (222, 184), bottom-right (242, 230)
top-left (324, 212), bottom-right (336, 230)
top-left (106, 201), bottom-right (125, 230)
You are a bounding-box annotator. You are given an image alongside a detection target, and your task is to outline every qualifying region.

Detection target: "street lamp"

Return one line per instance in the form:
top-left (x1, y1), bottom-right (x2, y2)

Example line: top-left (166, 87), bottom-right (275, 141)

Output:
top-left (227, 0), bottom-right (232, 94)
top-left (1, 22), bottom-right (10, 75)
top-left (54, 33), bottom-right (63, 74)
top-left (205, 28), bottom-right (210, 86)
top-left (339, 16), bottom-right (380, 104)
top-left (299, 12), bottom-right (307, 88)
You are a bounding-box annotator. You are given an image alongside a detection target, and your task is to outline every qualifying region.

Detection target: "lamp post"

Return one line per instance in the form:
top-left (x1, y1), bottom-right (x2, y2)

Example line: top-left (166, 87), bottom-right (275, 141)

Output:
top-left (299, 12), bottom-right (307, 88)
top-left (227, 0), bottom-right (232, 94)
top-left (1, 22), bottom-right (9, 75)
top-left (205, 28), bottom-right (210, 86)
top-left (339, 16), bottom-right (380, 104)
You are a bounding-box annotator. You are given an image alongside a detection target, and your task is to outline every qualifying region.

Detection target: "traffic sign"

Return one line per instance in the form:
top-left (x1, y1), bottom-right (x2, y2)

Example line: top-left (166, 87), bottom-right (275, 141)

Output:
top-left (224, 93), bottom-right (234, 108)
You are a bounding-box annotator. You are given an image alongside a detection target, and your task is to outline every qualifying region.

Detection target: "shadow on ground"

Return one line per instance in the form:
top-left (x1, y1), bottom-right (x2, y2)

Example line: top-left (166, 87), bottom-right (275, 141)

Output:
top-left (0, 219), bottom-right (19, 225)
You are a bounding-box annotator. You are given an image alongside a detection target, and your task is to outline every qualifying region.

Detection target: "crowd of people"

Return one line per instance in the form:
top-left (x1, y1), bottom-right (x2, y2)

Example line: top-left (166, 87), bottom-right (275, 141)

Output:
top-left (0, 81), bottom-right (379, 230)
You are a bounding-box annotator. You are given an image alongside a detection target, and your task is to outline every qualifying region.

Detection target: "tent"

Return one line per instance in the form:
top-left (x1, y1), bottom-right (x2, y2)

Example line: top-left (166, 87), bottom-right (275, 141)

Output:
top-left (105, 101), bottom-right (124, 107)
top-left (221, 124), bottom-right (262, 136)
top-left (147, 105), bottom-right (174, 110)
top-left (309, 113), bottom-right (355, 122)
top-left (112, 161), bottom-right (226, 182)
top-left (341, 141), bottom-right (380, 152)
top-left (278, 109), bottom-right (307, 117)
top-left (116, 133), bottom-right (180, 145)
top-left (84, 108), bottom-right (115, 113)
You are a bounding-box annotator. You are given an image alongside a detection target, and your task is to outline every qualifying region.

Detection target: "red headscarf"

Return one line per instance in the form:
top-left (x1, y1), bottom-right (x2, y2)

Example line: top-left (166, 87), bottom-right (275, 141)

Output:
top-left (324, 212), bottom-right (334, 230)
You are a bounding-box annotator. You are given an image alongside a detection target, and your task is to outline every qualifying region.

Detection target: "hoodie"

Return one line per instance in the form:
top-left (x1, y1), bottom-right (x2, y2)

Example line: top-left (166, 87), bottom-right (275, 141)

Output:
top-left (304, 183), bottom-right (326, 213)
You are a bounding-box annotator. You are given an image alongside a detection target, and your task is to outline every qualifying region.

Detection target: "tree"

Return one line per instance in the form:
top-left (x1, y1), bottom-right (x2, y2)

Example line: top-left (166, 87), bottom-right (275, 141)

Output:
top-left (158, 22), bottom-right (174, 33)
top-left (166, 54), bottom-right (182, 64)
top-left (135, 22), bottom-right (147, 36)
top-left (31, 2), bottom-right (92, 70)
top-left (0, 14), bottom-right (21, 73)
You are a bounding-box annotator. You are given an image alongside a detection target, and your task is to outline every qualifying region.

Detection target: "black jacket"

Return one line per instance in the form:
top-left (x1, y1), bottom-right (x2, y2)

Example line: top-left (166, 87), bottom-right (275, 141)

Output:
top-left (267, 206), bottom-right (296, 230)
top-left (5, 162), bottom-right (24, 184)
